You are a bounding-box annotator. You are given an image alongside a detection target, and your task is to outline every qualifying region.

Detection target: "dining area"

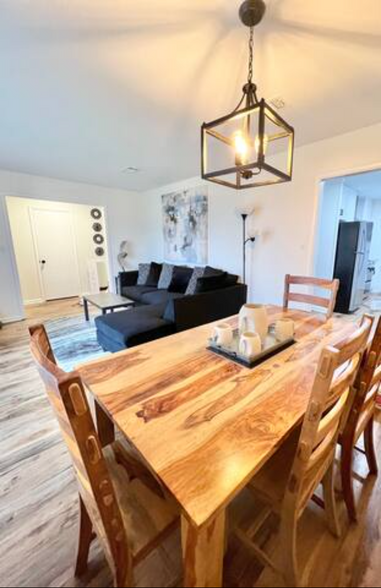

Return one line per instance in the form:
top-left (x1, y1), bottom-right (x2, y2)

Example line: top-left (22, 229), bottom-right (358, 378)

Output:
top-left (28, 274), bottom-right (381, 588)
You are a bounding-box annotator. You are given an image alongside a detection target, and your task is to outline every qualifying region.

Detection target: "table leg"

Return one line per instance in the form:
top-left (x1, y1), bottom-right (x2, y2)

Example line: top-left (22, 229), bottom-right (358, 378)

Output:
top-left (84, 298), bottom-right (90, 322)
top-left (182, 510), bottom-right (226, 588)
top-left (95, 401), bottom-right (115, 447)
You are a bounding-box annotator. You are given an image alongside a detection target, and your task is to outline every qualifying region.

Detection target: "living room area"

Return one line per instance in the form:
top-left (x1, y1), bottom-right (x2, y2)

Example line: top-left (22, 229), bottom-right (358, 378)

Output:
top-left (1, 2), bottom-right (381, 588)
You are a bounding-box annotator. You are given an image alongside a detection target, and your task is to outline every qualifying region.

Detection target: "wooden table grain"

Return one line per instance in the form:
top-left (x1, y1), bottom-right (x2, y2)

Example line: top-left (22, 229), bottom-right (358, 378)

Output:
top-left (77, 306), bottom-right (358, 587)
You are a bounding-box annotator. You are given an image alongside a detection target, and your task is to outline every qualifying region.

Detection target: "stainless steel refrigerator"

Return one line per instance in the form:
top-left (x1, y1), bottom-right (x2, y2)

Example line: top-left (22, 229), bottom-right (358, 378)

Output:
top-left (333, 221), bottom-right (373, 313)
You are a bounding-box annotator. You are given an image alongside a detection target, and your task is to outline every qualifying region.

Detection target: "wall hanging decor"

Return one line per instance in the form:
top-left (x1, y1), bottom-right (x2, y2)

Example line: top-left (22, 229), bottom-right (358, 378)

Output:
top-left (201, 0), bottom-right (294, 190)
top-left (162, 186), bottom-right (208, 265)
top-left (92, 222), bottom-right (103, 233)
top-left (91, 208), bottom-right (102, 220)
top-left (93, 234), bottom-right (104, 245)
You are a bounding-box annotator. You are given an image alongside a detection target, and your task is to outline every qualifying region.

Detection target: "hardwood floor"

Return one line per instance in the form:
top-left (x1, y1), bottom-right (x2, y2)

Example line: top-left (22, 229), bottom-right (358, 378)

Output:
top-left (0, 299), bottom-right (380, 587)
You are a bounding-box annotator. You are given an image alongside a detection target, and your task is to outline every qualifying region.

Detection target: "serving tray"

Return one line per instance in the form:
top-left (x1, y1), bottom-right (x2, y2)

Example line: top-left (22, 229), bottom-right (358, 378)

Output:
top-left (207, 326), bottom-right (296, 369)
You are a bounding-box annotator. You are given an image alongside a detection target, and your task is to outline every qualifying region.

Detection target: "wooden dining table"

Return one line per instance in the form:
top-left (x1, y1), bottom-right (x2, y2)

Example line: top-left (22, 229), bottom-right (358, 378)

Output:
top-left (77, 305), bottom-right (358, 587)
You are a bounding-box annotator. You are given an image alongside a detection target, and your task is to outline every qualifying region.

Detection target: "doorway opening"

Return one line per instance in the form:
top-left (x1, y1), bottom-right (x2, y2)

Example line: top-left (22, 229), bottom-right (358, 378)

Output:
top-left (6, 196), bottom-right (111, 316)
top-left (314, 169), bottom-right (381, 314)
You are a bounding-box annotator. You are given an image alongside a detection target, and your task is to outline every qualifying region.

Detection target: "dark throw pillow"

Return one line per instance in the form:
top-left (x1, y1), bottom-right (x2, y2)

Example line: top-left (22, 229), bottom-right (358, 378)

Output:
top-left (195, 272), bottom-right (228, 294)
top-left (168, 266), bottom-right (193, 294)
top-left (145, 262), bottom-right (163, 287)
top-left (137, 262), bottom-right (162, 287)
top-left (204, 265), bottom-right (225, 277)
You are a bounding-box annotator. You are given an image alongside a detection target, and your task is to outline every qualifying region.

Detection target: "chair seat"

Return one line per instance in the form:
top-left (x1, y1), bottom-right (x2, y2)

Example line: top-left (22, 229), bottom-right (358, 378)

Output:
top-left (248, 429), bottom-right (300, 512)
top-left (104, 443), bottom-right (178, 561)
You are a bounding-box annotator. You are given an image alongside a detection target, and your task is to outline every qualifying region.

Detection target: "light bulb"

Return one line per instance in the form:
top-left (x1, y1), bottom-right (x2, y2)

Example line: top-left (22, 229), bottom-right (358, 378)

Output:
top-left (233, 130), bottom-right (249, 166)
top-left (254, 134), bottom-right (269, 155)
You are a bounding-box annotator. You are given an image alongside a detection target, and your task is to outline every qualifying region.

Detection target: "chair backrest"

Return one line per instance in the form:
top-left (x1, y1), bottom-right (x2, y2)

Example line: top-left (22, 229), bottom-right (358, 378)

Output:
top-left (347, 316), bottom-right (381, 438)
top-left (285, 315), bottom-right (373, 512)
top-left (283, 275), bottom-right (340, 320)
top-left (29, 325), bottom-right (131, 580)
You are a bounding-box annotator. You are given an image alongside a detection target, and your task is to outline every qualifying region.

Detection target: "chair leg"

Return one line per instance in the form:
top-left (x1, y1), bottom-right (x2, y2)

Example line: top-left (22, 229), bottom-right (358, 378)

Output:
top-left (279, 509), bottom-right (300, 588)
top-left (322, 463), bottom-right (341, 539)
top-left (114, 562), bottom-right (134, 588)
top-left (364, 417), bottom-right (378, 476)
top-left (75, 496), bottom-right (93, 577)
top-left (341, 441), bottom-right (357, 523)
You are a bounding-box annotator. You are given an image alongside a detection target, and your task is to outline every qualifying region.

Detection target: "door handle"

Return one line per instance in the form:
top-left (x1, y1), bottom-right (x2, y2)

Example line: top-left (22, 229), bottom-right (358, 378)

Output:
top-left (40, 260), bottom-right (46, 265)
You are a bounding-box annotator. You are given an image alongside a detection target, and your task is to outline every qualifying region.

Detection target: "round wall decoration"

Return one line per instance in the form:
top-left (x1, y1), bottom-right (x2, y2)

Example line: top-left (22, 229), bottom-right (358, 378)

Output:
top-left (92, 222), bottom-right (103, 232)
top-left (91, 208), bottom-right (102, 220)
top-left (93, 234), bottom-right (104, 245)
top-left (95, 247), bottom-right (105, 257)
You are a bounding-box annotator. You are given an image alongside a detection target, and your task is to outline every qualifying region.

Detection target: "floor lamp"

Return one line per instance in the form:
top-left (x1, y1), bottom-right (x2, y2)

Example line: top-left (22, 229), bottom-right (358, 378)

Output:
top-left (241, 212), bottom-right (256, 285)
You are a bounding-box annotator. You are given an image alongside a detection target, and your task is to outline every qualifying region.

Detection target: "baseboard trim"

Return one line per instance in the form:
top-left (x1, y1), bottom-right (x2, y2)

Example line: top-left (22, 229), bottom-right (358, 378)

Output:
top-left (1, 315), bottom-right (25, 325)
top-left (23, 298), bottom-right (44, 306)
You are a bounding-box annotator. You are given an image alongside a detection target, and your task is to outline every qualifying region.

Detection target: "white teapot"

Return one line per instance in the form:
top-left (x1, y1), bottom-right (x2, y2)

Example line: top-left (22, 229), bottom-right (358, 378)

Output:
top-left (239, 304), bottom-right (269, 341)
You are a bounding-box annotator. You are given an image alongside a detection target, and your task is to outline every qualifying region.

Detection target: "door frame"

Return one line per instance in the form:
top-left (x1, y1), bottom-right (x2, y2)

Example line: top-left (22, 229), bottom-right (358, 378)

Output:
top-left (29, 206), bottom-right (81, 302)
top-left (308, 161), bottom-right (381, 278)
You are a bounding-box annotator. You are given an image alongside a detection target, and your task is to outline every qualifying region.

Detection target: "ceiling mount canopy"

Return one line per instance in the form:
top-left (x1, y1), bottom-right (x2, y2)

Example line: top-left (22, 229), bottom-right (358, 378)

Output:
top-left (201, 0), bottom-right (295, 190)
top-left (239, 0), bottom-right (267, 27)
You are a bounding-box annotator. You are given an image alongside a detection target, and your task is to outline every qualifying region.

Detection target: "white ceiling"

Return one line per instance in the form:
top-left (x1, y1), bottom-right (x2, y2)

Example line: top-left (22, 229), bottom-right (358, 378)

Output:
top-left (345, 170), bottom-right (381, 199)
top-left (1, 0), bottom-right (381, 191)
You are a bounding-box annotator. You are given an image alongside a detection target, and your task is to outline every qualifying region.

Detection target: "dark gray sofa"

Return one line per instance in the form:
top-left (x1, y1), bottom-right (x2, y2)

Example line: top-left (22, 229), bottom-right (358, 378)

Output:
top-left (95, 267), bottom-right (247, 353)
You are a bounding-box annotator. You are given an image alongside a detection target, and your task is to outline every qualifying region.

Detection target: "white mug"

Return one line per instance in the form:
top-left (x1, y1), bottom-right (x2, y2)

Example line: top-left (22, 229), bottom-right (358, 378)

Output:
top-left (239, 304), bottom-right (269, 341)
top-left (213, 323), bottom-right (234, 347)
top-left (275, 318), bottom-right (295, 341)
top-left (239, 332), bottom-right (262, 360)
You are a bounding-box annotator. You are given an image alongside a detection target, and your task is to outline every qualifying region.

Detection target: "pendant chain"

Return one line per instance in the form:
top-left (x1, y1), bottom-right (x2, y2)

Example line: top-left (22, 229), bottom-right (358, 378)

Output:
top-left (247, 26), bottom-right (254, 84)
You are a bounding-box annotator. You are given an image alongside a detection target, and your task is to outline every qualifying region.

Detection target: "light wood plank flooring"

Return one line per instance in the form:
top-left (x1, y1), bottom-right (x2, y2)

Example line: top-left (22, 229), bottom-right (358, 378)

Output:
top-left (0, 299), bottom-right (380, 587)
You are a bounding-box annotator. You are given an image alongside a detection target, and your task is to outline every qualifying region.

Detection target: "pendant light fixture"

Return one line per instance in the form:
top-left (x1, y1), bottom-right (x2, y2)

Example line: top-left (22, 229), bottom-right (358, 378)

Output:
top-left (201, 0), bottom-right (295, 190)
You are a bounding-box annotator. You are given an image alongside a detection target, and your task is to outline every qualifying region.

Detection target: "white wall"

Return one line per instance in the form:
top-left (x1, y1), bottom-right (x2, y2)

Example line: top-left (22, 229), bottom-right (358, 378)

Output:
top-left (6, 196), bottom-right (109, 304)
top-left (314, 178), bottom-right (342, 281)
top-left (143, 122), bottom-right (381, 305)
top-left (0, 169), bottom-right (150, 323)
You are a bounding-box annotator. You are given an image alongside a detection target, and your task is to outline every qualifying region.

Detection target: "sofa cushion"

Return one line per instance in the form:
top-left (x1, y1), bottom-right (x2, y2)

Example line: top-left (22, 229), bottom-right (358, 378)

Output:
top-left (95, 304), bottom-right (174, 350)
top-left (121, 285), bottom-right (158, 303)
top-left (140, 289), bottom-right (184, 306)
top-left (168, 266), bottom-right (193, 294)
top-left (158, 263), bottom-right (175, 289)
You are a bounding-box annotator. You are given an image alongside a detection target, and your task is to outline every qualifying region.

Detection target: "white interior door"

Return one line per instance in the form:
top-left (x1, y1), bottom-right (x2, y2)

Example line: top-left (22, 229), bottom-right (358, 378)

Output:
top-left (31, 208), bottom-right (80, 300)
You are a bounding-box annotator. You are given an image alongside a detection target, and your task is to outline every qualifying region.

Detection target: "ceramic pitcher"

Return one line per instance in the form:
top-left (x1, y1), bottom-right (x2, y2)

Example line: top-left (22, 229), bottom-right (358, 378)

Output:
top-left (239, 304), bottom-right (269, 341)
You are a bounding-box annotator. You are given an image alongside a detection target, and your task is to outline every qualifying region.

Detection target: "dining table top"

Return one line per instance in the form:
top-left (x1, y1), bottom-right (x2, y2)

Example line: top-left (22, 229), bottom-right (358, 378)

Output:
top-left (77, 305), bottom-right (358, 529)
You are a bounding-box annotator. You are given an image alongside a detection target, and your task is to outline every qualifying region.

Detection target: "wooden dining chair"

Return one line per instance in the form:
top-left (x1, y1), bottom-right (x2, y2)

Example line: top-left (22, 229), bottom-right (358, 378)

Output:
top-left (29, 324), bottom-right (179, 587)
top-left (283, 275), bottom-right (340, 320)
top-left (340, 315), bottom-right (381, 522)
top-left (233, 316), bottom-right (372, 587)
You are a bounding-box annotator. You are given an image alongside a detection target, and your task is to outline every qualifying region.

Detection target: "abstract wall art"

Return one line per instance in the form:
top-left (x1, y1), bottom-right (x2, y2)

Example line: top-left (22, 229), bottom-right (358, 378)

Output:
top-left (162, 186), bottom-right (208, 265)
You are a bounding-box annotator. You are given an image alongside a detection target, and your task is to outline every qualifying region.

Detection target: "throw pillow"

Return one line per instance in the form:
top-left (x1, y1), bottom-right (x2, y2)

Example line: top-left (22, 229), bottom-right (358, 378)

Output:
top-left (145, 262), bottom-right (163, 287)
top-left (195, 272), bottom-right (228, 294)
top-left (204, 265), bottom-right (224, 277)
top-left (137, 263), bottom-right (151, 286)
top-left (158, 263), bottom-right (175, 289)
top-left (168, 266), bottom-right (193, 294)
top-left (185, 266), bottom-right (206, 295)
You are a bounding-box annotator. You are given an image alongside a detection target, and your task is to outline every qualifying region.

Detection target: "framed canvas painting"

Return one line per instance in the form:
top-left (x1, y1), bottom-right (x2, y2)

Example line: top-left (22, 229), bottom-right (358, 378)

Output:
top-left (162, 186), bottom-right (208, 265)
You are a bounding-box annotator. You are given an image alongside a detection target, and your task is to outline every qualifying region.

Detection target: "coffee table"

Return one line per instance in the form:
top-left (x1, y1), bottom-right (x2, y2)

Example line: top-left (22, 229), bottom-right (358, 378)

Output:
top-left (83, 292), bottom-right (134, 321)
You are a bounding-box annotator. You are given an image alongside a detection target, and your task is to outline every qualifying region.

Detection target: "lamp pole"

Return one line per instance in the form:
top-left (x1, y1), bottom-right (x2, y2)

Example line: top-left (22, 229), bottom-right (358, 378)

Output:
top-left (241, 213), bottom-right (256, 285)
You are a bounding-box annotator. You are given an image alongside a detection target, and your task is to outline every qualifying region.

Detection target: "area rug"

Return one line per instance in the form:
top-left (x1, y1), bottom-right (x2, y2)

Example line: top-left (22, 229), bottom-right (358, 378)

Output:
top-left (45, 315), bottom-right (107, 372)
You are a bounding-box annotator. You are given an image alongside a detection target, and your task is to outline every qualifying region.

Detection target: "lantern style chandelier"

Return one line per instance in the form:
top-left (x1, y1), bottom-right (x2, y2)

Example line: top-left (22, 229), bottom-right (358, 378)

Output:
top-left (201, 0), bottom-right (295, 190)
